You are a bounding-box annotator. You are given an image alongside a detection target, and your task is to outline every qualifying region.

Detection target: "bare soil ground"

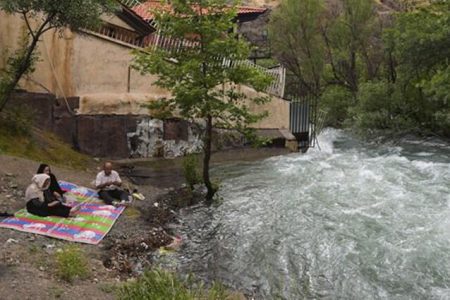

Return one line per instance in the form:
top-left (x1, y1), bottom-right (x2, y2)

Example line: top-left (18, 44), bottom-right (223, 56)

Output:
top-left (0, 147), bottom-right (288, 299)
top-left (0, 155), bottom-right (179, 300)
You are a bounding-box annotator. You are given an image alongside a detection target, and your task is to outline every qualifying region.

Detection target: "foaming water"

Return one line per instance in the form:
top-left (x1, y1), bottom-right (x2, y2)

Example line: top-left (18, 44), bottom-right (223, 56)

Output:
top-left (165, 129), bottom-right (450, 299)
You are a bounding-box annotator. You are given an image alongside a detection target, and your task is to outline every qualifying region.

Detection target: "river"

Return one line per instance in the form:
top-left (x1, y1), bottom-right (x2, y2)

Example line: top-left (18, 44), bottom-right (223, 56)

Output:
top-left (161, 128), bottom-right (450, 299)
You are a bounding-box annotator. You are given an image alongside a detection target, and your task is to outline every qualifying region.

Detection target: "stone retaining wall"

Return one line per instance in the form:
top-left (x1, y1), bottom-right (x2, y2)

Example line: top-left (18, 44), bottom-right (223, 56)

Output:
top-left (6, 92), bottom-right (292, 158)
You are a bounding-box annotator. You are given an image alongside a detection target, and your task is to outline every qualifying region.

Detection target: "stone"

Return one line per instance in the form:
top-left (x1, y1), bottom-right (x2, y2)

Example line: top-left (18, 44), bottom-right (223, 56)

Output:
top-left (285, 139), bottom-right (299, 152)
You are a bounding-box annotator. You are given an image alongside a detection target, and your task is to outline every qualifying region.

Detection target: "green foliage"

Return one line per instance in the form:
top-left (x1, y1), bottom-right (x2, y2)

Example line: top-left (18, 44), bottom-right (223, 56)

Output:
top-left (272, 0), bottom-right (449, 137)
top-left (118, 269), bottom-right (229, 300)
top-left (0, 126), bottom-right (90, 169)
top-left (0, 0), bottom-right (118, 31)
top-left (133, 0), bottom-right (272, 201)
top-left (381, 0), bottom-right (450, 135)
top-left (351, 81), bottom-right (412, 131)
top-left (0, 105), bottom-right (33, 136)
top-left (55, 245), bottom-right (90, 283)
top-left (182, 154), bottom-right (202, 189)
top-left (319, 86), bottom-right (353, 127)
top-left (269, 0), bottom-right (325, 95)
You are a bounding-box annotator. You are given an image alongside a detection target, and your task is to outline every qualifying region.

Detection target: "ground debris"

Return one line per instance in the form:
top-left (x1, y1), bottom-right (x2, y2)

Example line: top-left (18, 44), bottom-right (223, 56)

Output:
top-left (102, 229), bottom-right (173, 277)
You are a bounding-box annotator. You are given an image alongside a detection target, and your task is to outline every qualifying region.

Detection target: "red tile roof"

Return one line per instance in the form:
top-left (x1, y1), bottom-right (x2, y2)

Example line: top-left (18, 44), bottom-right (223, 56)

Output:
top-left (131, 0), bottom-right (267, 22)
top-left (236, 6), bottom-right (267, 15)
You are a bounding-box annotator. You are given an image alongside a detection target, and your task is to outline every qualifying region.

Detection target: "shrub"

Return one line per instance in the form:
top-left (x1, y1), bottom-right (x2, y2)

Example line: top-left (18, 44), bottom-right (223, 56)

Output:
top-left (55, 245), bottom-right (90, 283)
top-left (182, 154), bottom-right (202, 189)
top-left (350, 81), bottom-right (418, 132)
top-left (0, 106), bottom-right (33, 136)
top-left (319, 86), bottom-right (353, 127)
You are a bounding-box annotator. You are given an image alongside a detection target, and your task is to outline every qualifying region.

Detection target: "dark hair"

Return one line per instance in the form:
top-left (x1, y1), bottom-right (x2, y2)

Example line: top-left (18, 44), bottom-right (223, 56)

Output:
top-left (36, 163), bottom-right (50, 174)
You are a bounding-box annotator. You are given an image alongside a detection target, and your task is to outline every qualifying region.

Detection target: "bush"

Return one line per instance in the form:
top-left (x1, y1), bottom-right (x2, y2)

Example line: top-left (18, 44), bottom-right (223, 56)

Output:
top-left (319, 86), bottom-right (353, 127)
top-left (350, 81), bottom-right (418, 132)
top-left (118, 269), bottom-right (229, 300)
top-left (0, 106), bottom-right (33, 136)
top-left (55, 245), bottom-right (90, 283)
top-left (182, 154), bottom-right (202, 189)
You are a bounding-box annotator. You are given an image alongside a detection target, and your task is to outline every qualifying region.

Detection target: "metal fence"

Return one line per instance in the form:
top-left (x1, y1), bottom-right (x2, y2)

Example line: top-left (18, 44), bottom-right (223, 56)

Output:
top-left (118, 0), bottom-right (286, 98)
top-left (289, 95), bottom-right (322, 149)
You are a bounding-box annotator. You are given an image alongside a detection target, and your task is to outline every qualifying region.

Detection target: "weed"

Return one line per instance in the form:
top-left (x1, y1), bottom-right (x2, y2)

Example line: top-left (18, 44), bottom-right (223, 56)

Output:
top-left (49, 286), bottom-right (65, 299)
top-left (0, 106), bottom-right (33, 136)
top-left (182, 154), bottom-right (202, 189)
top-left (99, 283), bottom-right (117, 294)
top-left (118, 269), bottom-right (231, 300)
top-left (55, 245), bottom-right (90, 283)
top-left (0, 127), bottom-right (90, 170)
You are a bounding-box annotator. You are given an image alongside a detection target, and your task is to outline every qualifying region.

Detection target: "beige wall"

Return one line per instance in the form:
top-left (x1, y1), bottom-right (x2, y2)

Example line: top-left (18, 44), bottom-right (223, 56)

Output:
top-left (70, 33), bottom-right (165, 96)
top-left (0, 11), bottom-right (162, 98)
top-left (0, 11), bottom-right (289, 130)
top-left (233, 84), bottom-right (289, 129)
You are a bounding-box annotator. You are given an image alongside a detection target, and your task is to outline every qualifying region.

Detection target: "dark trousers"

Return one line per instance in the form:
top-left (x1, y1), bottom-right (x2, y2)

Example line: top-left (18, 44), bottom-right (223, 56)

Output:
top-left (98, 189), bottom-right (129, 205)
top-left (26, 200), bottom-right (71, 218)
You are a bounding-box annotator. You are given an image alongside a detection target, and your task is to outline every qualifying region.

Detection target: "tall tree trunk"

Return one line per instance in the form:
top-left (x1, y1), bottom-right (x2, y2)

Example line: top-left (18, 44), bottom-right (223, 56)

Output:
top-left (0, 15), bottom-right (53, 112)
top-left (203, 115), bottom-right (215, 204)
top-left (0, 36), bottom-right (39, 112)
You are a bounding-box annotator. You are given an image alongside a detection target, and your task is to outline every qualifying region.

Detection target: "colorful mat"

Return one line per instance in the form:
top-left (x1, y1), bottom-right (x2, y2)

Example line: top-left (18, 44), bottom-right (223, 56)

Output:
top-left (0, 181), bottom-right (125, 244)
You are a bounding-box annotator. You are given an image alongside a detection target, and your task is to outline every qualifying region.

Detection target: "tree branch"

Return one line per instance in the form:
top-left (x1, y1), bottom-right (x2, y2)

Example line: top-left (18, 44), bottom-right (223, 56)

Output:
top-left (22, 12), bottom-right (36, 40)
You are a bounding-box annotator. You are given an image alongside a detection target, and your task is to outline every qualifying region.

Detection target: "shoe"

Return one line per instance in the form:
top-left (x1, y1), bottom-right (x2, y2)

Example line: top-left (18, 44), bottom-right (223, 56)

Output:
top-left (132, 193), bottom-right (145, 201)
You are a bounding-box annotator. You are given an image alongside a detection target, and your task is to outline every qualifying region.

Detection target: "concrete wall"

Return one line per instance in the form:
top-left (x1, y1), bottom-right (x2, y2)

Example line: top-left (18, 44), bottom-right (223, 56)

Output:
top-left (238, 85), bottom-right (290, 129)
top-left (0, 12), bottom-right (162, 98)
top-left (0, 11), bottom-right (289, 131)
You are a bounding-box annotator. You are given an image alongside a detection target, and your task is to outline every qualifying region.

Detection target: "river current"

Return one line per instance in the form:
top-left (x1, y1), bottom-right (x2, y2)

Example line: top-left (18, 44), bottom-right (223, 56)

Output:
top-left (163, 129), bottom-right (450, 299)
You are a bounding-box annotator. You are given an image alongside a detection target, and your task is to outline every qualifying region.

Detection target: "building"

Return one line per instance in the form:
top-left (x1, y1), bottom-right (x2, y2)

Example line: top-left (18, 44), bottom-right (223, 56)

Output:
top-left (0, 0), bottom-right (296, 158)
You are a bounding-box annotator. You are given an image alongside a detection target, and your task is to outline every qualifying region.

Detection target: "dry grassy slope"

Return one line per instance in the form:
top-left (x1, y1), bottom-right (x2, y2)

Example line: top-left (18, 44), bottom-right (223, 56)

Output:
top-left (242, 0), bottom-right (430, 10)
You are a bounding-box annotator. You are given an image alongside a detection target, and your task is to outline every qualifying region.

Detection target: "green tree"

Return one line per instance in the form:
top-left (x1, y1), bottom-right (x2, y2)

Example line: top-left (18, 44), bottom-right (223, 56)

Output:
top-left (133, 0), bottom-right (272, 203)
top-left (269, 0), bottom-right (325, 96)
top-left (384, 0), bottom-right (450, 134)
top-left (321, 0), bottom-right (381, 95)
top-left (0, 0), bottom-right (117, 112)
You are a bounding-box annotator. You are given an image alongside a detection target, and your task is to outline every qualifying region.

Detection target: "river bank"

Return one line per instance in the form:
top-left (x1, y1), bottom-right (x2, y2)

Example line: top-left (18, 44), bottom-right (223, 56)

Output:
top-left (0, 146), bottom-right (288, 299)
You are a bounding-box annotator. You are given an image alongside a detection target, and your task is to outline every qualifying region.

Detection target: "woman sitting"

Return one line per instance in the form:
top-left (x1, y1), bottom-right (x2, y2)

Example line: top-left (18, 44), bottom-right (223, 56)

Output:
top-left (36, 163), bottom-right (66, 203)
top-left (25, 174), bottom-right (79, 218)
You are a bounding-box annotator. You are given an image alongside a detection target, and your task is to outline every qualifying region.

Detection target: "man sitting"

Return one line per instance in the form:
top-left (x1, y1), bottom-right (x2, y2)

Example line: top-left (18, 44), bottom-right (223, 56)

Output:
top-left (95, 162), bottom-right (130, 206)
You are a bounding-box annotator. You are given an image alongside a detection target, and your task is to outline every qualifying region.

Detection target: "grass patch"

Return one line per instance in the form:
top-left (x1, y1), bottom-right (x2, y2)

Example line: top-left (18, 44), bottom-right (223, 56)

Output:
top-left (118, 269), bottom-right (232, 300)
top-left (98, 283), bottom-right (118, 294)
top-left (48, 286), bottom-right (65, 299)
top-left (0, 126), bottom-right (90, 170)
top-left (55, 245), bottom-right (90, 283)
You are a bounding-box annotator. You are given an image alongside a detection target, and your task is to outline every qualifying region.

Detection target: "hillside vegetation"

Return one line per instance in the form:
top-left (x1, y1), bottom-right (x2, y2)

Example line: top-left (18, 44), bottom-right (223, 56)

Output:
top-left (0, 110), bottom-right (90, 169)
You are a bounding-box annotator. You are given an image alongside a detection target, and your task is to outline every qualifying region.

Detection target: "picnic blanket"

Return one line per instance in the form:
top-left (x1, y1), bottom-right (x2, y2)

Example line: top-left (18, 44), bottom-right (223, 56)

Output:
top-left (0, 181), bottom-right (125, 244)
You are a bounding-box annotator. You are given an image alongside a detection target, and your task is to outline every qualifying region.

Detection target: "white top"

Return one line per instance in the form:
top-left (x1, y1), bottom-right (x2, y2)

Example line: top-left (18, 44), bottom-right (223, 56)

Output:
top-left (95, 170), bottom-right (122, 190)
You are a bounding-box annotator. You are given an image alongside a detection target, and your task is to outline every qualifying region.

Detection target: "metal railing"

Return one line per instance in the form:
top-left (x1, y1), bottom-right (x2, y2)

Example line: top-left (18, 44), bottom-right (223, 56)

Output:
top-left (116, 0), bottom-right (285, 98)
